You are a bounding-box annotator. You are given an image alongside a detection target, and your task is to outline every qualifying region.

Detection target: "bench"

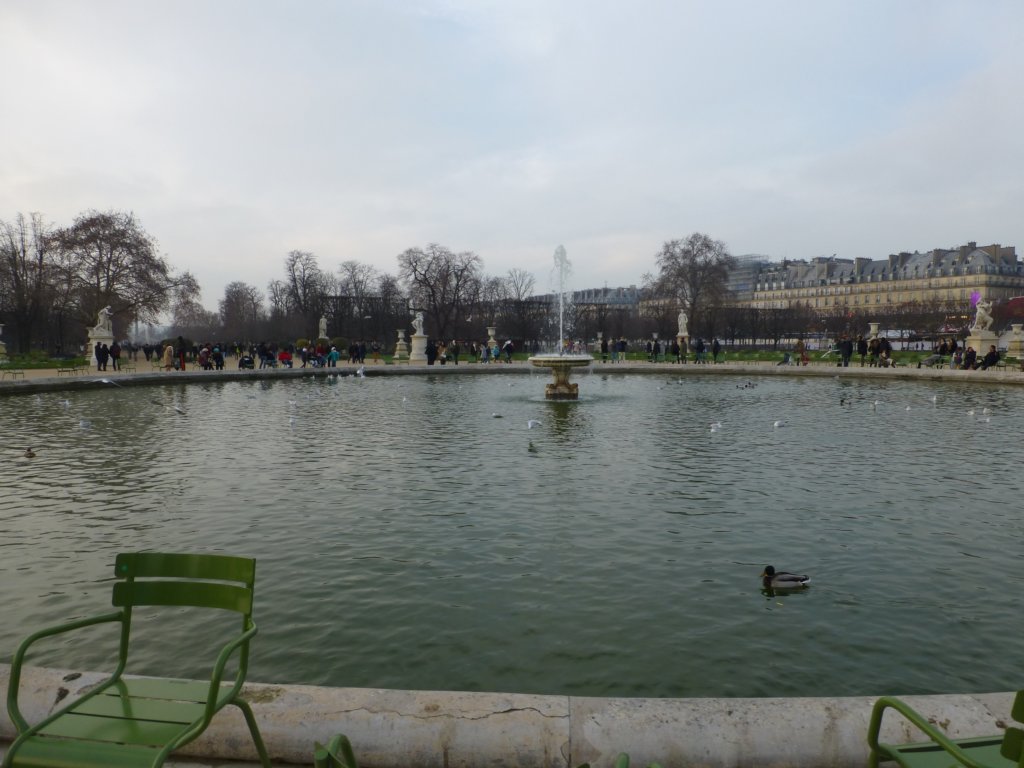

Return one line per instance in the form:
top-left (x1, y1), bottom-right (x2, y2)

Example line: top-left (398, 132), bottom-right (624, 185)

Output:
top-left (917, 355), bottom-right (945, 369)
top-left (1, 366), bottom-right (25, 379)
top-left (57, 366), bottom-right (85, 376)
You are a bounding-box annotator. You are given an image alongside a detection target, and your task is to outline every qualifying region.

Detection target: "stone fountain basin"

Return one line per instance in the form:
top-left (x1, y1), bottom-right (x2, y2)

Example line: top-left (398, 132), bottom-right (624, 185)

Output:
top-left (528, 354), bottom-right (594, 368)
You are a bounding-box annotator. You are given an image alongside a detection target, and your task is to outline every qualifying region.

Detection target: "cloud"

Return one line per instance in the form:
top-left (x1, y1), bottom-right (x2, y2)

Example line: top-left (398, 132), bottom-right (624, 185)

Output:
top-left (1, 0), bottom-right (1022, 310)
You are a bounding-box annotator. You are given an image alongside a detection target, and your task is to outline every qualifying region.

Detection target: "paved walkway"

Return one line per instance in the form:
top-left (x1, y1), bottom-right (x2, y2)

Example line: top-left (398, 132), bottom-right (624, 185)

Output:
top-left (3, 357), bottom-right (1024, 392)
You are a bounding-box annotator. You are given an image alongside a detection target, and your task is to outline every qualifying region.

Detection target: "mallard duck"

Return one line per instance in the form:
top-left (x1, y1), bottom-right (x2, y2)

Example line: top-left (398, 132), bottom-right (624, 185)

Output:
top-left (761, 565), bottom-right (809, 589)
top-left (23, 447), bottom-right (36, 458)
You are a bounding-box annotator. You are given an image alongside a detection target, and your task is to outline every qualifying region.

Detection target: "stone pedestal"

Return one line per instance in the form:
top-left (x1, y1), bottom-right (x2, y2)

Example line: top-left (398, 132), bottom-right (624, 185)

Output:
top-left (87, 329), bottom-right (114, 369)
top-left (1006, 324), bottom-right (1024, 358)
top-left (408, 333), bottom-right (428, 364)
top-left (868, 322), bottom-right (880, 340)
top-left (966, 329), bottom-right (998, 358)
top-left (394, 330), bottom-right (409, 361)
top-left (487, 326), bottom-right (497, 348)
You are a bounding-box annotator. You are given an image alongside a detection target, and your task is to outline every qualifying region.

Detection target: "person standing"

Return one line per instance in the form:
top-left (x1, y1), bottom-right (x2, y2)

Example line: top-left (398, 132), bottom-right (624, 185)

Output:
top-left (109, 341), bottom-right (121, 371)
top-left (839, 335), bottom-right (854, 367)
top-left (712, 338), bottom-right (721, 363)
top-left (449, 340), bottom-right (460, 365)
top-left (162, 343), bottom-right (175, 371)
top-left (176, 335), bottom-right (187, 372)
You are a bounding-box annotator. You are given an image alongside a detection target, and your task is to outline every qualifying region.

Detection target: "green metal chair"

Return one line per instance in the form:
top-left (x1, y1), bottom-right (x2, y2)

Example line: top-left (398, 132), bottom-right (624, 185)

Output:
top-left (314, 734), bottom-right (358, 768)
top-left (3, 552), bottom-right (272, 768)
top-left (867, 692), bottom-right (1024, 768)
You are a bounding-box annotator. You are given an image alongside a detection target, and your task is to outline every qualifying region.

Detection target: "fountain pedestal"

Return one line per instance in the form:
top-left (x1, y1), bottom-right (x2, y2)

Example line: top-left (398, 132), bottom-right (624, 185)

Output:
top-left (394, 330), bottom-right (409, 361)
top-left (408, 334), bottom-right (428, 364)
top-left (87, 329), bottom-right (114, 369)
top-left (529, 355), bottom-right (592, 400)
top-left (1007, 324), bottom-right (1024, 358)
top-left (966, 329), bottom-right (998, 358)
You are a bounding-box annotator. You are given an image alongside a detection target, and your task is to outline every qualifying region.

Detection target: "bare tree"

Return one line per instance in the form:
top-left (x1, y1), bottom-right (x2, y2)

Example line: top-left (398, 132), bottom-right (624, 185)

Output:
top-left (53, 210), bottom-right (182, 335)
top-left (0, 213), bottom-right (52, 354)
top-left (651, 233), bottom-right (737, 327)
top-left (219, 281), bottom-right (265, 341)
top-left (397, 244), bottom-right (483, 340)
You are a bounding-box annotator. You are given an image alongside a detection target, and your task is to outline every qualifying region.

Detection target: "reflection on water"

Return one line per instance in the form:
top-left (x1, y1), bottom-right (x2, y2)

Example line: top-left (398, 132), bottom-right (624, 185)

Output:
top-left (1, 373), bottom-right (1022, 698)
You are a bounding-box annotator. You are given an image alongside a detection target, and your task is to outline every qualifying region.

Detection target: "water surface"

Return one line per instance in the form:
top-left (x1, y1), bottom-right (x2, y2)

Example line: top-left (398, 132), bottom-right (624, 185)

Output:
top-left (1, 372), bottom-right (1021, 697)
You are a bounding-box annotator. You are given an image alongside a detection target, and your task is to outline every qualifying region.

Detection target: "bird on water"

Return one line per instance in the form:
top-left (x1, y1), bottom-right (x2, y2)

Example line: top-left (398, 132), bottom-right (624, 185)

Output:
top-left (761, 565), bottom-right (810, 589)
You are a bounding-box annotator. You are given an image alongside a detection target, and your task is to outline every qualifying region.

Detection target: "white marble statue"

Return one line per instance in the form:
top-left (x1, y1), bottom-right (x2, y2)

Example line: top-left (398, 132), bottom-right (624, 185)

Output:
top-left (412, 311), bottom-right (425, 336)
top-left (94, 305), bottom-right (113, 333)
top-left (677, 309), bottom-right (688, 338)
top-left (319, 315), bottom-right (328, 339)
top-left (972, 299), bottom-right (994, 331)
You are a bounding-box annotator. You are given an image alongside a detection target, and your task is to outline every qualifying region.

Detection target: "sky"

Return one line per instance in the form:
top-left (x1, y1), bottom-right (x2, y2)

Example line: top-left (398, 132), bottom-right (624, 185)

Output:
top-left (2, 0), bottom-right (1023, 311)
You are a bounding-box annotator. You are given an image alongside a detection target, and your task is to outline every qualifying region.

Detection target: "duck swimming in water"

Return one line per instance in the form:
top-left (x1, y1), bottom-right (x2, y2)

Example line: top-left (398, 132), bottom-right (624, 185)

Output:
top-left (23, 447), bottom-right (36, 458)
top-left (761, 565), bottom-right (809, 589)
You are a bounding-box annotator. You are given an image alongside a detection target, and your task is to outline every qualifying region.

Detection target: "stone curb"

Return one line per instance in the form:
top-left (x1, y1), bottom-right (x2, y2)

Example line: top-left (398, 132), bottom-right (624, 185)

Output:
top-left (0, 665), bottom-right (1014, 767)
top-left (2, 360), bottom-right (1024, 398)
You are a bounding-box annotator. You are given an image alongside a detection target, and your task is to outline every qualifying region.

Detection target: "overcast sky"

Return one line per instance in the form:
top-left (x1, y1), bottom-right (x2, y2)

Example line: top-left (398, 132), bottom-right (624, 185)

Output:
top-left (2, 1), bottom-right (1022, 310)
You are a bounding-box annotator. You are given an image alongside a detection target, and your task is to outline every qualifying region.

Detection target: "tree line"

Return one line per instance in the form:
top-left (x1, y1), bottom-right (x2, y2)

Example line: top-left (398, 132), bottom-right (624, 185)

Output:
top-left (1, 213), bottom-right (977, 356)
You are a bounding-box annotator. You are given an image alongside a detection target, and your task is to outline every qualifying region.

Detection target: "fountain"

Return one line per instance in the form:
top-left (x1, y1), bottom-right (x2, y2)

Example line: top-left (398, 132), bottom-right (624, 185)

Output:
top-left (528, 245), bottom-right (593, 399)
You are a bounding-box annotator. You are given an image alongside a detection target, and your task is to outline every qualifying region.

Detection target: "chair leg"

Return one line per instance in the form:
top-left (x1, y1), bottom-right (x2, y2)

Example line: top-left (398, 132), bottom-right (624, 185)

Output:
top-left (233, 698), bottom-right (273, 768)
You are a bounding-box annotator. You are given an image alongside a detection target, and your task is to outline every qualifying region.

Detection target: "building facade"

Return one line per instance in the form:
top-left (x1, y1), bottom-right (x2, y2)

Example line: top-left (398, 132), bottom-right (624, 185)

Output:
top-left (743, 242), bottom-right (1023, 311)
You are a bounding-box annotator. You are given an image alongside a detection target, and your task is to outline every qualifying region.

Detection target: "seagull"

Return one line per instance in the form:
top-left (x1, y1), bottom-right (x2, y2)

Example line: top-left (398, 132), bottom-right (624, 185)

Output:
top-left (709, 421), bottom-right (722, 430)
top-left (978, 416), bottom-right (991, 423)
top-left (98, 378), bottom-right (123, 387)
top-left (60, 399), bottom-right (71, 408)
top-left (930, 395), bottom-right (938, 404)
top-left (982, 407), bottom-right (991, 415)
top-left (772, 420), bottom-right (785, 429)
top-left (905, 405), bottom-right (911, 411)
top-left (527, 419), bottom-right (542, 429)
top-left (967, 409), bottom-right (975, 416)
top-left (78, 419), bottom-right (92, 429)
top-left (355, 366), bottom-right (365, 378)
top-left (402, 396), bottom-right (408, 403)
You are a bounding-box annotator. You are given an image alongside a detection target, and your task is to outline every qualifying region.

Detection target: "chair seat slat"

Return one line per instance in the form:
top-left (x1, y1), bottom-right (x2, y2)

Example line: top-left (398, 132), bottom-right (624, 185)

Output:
top-left (38, 713), bottom-right (188, 746)
top-left (70, 695), bottom-right (206, 724)
top-left (13, 736), bottom-right (162, 768)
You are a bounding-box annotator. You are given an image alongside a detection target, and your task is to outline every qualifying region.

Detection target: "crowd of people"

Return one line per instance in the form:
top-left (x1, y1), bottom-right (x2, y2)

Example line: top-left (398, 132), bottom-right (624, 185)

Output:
top-left (90, 332), bottom-right (1010, 373)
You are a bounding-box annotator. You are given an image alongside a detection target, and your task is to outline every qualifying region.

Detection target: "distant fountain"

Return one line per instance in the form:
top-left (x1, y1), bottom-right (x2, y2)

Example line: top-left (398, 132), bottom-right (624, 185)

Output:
top-left (528, 245), bottom-right (592, 399)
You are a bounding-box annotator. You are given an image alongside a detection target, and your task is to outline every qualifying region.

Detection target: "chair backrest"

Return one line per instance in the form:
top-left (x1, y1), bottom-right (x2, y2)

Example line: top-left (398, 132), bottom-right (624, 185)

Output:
top-left (112, 553), bottom-right (255, 616)
top-left (1000, 690), bottom-right (1024, 762)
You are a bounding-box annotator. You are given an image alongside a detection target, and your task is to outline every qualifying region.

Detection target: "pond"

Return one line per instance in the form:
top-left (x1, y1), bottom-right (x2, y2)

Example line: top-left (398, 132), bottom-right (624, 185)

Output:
top-left (1, 371), bottom-right (1022, 698)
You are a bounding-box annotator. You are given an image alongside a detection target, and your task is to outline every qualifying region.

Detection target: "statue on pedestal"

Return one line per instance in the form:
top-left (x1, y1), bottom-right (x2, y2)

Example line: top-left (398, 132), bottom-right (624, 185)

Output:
top-left (94, 306), bottom-right (113, 334)
top-left (412, 311), bottom-right (425, 337)
top-left (972, 299), bottom-right (994, 332)
top-left (319, 316), bottom-right (328, 339)
top-left (677, 309), bottom-right (688, 338)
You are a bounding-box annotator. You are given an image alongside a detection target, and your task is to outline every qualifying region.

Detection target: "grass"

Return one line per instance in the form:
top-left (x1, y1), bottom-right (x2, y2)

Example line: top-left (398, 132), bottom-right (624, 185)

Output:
top-left (2, 354), bottom-right (88, 369)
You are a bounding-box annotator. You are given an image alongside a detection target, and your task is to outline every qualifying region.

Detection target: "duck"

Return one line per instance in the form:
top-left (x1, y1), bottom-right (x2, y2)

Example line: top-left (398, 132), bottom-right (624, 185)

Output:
top-left (23, 447), bottom-right (36, 458)
top-left (761, 565), bottom-right (810, 589)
